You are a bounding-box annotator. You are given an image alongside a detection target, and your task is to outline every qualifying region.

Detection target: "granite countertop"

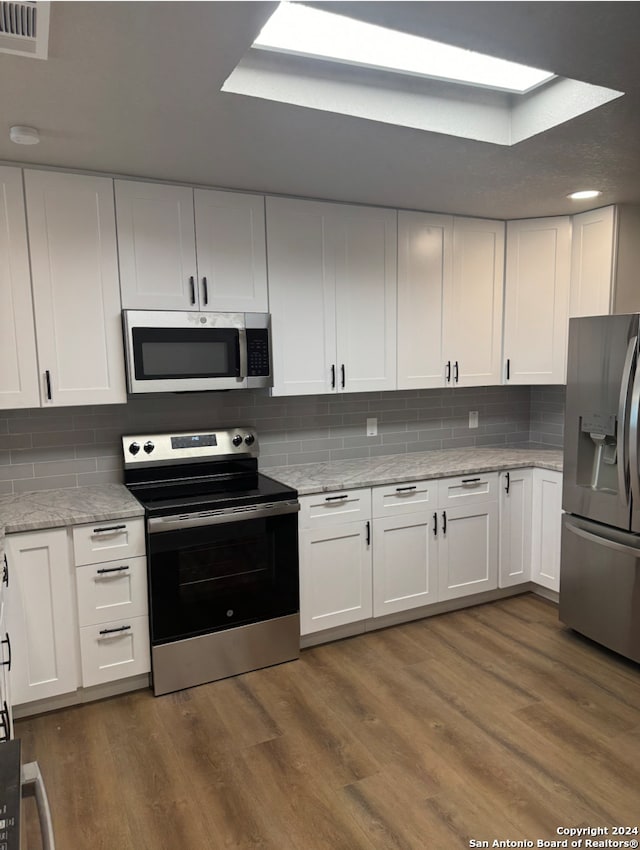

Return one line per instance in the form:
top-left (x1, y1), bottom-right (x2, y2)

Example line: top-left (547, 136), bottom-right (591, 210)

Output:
top-left (266, 447), bottom-right (563, 495)
top-left (0, 484), bottom-right (144, 564)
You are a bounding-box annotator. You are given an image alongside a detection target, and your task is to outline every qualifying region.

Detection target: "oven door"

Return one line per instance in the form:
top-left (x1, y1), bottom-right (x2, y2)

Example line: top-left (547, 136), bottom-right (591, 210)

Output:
top-left (123, 310), bottom-right (247, 393)
top-left (147, 501), bottom-right (299, 645)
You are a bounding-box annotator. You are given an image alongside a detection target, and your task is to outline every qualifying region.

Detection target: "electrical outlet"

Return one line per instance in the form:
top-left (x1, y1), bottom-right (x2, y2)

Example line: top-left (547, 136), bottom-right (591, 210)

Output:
top-left (469, 410), bottom-right (479, 429)
top-left (366, 417), bottom-right (378, 437)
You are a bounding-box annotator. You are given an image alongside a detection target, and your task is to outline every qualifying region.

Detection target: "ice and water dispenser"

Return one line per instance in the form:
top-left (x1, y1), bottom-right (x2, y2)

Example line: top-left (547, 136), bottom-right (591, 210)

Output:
top-left (576, 412), bottom-right (618, 493)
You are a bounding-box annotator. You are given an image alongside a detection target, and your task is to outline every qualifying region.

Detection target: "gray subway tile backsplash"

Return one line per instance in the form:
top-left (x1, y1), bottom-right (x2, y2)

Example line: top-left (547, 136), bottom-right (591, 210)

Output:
top-left (0, 385), bottom-right (565, 492)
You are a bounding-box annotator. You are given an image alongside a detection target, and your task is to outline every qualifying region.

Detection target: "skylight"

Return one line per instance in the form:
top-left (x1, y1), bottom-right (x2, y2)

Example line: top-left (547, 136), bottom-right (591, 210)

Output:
top-left (253, 3), bottom-right (556, 95)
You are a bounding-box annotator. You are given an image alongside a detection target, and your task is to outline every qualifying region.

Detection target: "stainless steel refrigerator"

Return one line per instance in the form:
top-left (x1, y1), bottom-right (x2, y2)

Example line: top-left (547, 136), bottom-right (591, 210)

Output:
top-left (560, 313), bottom-right (640, 663)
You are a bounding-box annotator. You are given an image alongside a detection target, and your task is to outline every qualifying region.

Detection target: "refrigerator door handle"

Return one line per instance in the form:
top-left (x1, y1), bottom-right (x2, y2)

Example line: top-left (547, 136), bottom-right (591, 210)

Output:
top-left (618, 336), bottom-right (637, 505)
top-left (565, 520), bottom-right (640, 559)
top-left (628, 337), bottom-right (640, 511)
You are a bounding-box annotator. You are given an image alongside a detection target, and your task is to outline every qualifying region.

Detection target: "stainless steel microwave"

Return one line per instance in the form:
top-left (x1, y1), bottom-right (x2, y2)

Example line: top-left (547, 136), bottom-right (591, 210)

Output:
top-left (122, 310), bottom-right (272, 394)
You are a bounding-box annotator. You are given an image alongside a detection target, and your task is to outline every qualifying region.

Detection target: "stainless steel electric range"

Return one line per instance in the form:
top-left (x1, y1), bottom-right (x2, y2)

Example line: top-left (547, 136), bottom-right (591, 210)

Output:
top-left (123, 427), bottom-right (300, 696)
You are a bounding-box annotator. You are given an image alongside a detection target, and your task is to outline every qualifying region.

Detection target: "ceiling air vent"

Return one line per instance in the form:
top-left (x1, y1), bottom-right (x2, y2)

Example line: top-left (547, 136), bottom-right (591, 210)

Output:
top-left (0, 0), bottom-right (49, 59)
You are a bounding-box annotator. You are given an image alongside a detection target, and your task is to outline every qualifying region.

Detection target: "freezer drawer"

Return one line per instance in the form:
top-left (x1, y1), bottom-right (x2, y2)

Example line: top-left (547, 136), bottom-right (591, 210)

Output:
top-left (560, 514), bottom-right (640, 663)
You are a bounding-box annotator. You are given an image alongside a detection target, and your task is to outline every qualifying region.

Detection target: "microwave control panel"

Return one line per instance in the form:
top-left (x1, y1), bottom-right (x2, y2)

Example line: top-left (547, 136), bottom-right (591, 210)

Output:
top-left (246, 328), bottom-right (271, 377)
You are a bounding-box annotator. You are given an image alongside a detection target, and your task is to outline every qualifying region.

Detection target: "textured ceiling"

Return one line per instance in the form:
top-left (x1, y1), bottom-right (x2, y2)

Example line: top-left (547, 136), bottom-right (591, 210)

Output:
top-left (1, 1), bottom-right (639, 219)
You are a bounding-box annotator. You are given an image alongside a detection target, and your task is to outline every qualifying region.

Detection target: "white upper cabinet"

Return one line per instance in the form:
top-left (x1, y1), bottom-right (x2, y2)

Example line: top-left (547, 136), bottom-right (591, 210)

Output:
top-left (445, 217), bottom-right (505, 387)
top-left (116, 181), bottom-right (197, 310)
top-left (116, 180), bottom-right (268, 313)
top-left (504, 217), bottom-right (571, 385)
top-left (194, 189), bottom-right (268, 312)
top-left (267, 196), bottom-right (397, 396)
top-left (569, 205), bottom-right (614, 318)
top-left (0, 167), bottom-right (40, 409)
top-left (25, 170), bottom-right (127, 406)
top-left (397, 211), bottom-right (451, 390)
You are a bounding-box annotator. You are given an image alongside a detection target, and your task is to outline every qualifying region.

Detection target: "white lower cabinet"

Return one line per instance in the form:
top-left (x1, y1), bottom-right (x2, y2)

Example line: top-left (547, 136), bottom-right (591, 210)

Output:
top-left (0, 571), bottom-right (13, 740)
top-left (5, 529), bottom-right (78, 705)
top-left (499, 469), bottom-right (533, 588)
top-left (531, 468), bottom-right (563, 592)
top-left (437, 501), bottom-right (499, 601)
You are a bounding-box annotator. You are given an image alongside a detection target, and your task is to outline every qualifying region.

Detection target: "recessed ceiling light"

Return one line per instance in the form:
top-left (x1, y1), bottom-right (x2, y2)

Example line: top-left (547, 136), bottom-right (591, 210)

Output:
top-left (253, 3), bottom-right (555, 95)
top-left (567, 189), bottom-right (602, 200)
top-left (9, 125), bottom-right (40, 145)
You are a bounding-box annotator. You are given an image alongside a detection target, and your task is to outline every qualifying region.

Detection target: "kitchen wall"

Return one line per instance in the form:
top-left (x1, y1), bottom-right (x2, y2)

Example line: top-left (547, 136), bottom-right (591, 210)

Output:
top-left (0, 385), bottom-right (563, 494)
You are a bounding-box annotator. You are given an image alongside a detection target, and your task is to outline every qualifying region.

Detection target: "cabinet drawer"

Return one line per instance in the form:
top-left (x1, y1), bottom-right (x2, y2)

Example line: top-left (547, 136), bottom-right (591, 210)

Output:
top-left (299, 488), bottom-right (371, 529)
top-left (438, 472), bottom-right (499, 507)
top-left (79, 615), bottom-right (150, 688)
top-left (76, 556), bottom-right (148, 627)
top-left (372, 480), bottom-right (437, 518)
top-left (73, 518), bottom-right (145, 566)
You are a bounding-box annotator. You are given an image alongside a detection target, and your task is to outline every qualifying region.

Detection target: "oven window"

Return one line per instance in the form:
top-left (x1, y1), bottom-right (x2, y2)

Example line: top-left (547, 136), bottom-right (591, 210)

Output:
top-left (132, 327), bottom-right (240, 380)
top-left (148, 513), bottom-right (299, 644)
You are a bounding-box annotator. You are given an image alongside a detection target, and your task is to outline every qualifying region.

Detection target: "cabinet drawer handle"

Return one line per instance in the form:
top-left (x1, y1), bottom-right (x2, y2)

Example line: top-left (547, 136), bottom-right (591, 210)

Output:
top-left (98, 625), bottom-right (132, 638)
top-left (1, 633), bottom-right (11, 672)
top-left (96, 565), bottom-right (130, 576)
top-left (461, 478), bottom-right (481, 484)
top-left (395, 486), bottom-right (417, 493)
top-left (325, 495), bottom-right (348, 502)
top-left (92, 524), bottom-right (127, 535)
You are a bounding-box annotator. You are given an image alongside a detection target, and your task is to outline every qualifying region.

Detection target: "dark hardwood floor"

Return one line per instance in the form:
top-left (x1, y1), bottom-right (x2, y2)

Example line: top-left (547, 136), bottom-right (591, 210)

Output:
top-left (18, 594), bottom-right (640, 849)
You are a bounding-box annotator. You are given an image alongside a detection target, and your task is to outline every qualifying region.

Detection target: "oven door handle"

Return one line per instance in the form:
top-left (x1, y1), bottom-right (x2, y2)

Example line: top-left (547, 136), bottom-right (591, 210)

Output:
top-left (147, 499), bottom-right (300, 533)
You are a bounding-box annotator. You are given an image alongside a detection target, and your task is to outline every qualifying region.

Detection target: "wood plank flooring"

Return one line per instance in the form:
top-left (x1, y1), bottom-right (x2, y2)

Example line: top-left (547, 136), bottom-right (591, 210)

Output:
top-left (17, 594), bottom-right (640, 850)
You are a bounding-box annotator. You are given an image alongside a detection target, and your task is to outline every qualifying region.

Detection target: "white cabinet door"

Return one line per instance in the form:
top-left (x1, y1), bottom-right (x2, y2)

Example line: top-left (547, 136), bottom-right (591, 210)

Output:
top-left (334, 205), bottom-right (397, 393)
top-left (5, 529), bottom-right (78, 705)
top-left (373, 511), bottom-right (438, 616)
top-left (397, 211), bottom-right (452, 390)
top-left (194, 189), bottom-right (268, 312)
top-left (25, 170), bottom-right (127, 406)
top-left (0, 591), bottom-right (13, 741)
top-left (569, 206), bottom-right (615, 318)
top-left (116, 180), bottom-right (198, 310)
top-left (504, 217), bottom-right (571, 385)
top-left (438, 501), bottom-right (499, 601)
top-left (0, 166), bottom-right (40, 409)
top-left (531, 468), bottom-right (563, 592)
top-left (499, 469), bottom-right (533, 588)
top-left (267, 196), bottom-right (337, 396)
top-left (299, 522), bottom-right (372, 635)
top-left (445, 217), bottom-right (504, 387)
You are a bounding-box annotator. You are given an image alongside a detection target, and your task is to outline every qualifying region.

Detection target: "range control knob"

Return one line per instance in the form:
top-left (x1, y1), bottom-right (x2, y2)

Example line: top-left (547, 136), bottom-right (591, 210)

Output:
top-left (244, 434), bottom-right (255, 446)
top-left (128, 442), bottom-right (140, 456)
top-left (232, 434), bottom-right (243, 447)
top-left (143, 441), bottom-right (155, 454)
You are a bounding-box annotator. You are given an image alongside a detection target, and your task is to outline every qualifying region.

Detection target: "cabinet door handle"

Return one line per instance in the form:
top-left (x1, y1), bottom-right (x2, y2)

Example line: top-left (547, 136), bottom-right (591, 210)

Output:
top-left (454, 361), bottom-right (459, 383)
top-left (396, 486), bottom-right (417, 493)
top-left (45, 370), bottom-right (52, 401)
top-left (445, 361), bottom-right (451, 383)
top-left (442, 511), bottom-right (447, 534)
top-left (96, 565), bottom-right (130, 576)
top-left (365, 520), bottom-right (371, 546)
top-left (1, 633), bottom-right (11, 672)
top-left (341, 364), bottom-right (345, 388)
top-left (92, 524), bottom-right (126, 535)
top-left (325, 494), bottom-right (348, 502)
top-left (189, 276), bottom-right (196, 305)
top-left (202, 276), bottom-right (209, 306)
top-left (506, 358), bottom-right (511, 381)
top-left (0, 703), bottom-right (8, 742)
top-left (2, 555), bottom-right (8, 588)
top-left (505, 472), bottom-right (510, 494)
top-left (433, 512), bottom-right (438, 537)
top-left (331, 364), bottom-right (336, 389)
top-left (98, 625), bottom-right (132, 637)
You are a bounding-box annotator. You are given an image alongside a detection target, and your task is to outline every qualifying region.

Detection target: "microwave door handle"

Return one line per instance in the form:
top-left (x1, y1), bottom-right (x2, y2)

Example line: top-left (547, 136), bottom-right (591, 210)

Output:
top-left (619, 336), bottom-right (637, 506)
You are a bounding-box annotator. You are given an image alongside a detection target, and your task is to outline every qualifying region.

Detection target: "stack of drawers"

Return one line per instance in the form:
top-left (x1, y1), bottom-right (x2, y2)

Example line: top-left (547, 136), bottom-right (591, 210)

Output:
top-left (72, 518), bottom-right (150, 687)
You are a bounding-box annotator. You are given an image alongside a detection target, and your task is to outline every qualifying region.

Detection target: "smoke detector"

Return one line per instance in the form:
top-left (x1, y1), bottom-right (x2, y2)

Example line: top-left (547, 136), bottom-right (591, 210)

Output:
top-left (0, 1), bottom-right (50, 59)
